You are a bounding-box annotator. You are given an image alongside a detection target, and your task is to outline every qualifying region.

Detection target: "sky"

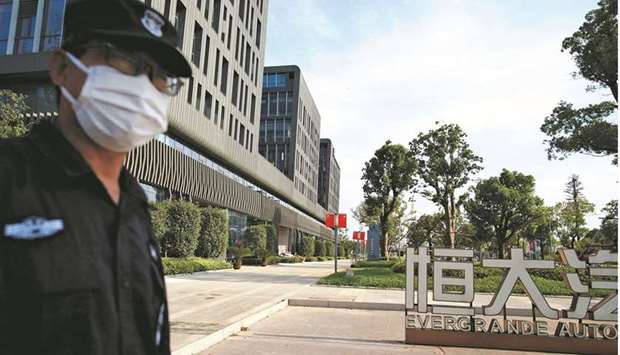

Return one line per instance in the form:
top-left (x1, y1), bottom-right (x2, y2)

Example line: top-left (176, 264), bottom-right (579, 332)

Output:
top-left (263, 0), bottom-right (618, 232)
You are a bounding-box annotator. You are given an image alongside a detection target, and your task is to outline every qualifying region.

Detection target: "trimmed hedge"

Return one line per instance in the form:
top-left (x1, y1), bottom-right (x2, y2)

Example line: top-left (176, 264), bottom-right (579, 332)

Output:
top-left (315, 239), bottom-right (326, 257)
top-left (162, 200), bottom-right (202, 257)
top-left (352, 259), bottom-right (402, 269)
top-left (305, 256), bottom-right (318, 262)
top-left (245, 225), bottom-right (267, 253)
top-left (163, 257), bottom-right (232, 275)
top-left (242, 256), bottom-right (281, 265)
top-left (279, 255), bottom-right (305, 263)
top-left (301, 236), bottom-right (315, 257)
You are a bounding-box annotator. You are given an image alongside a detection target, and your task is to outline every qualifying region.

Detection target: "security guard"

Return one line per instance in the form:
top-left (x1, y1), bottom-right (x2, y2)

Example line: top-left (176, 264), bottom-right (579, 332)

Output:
top-left (0, 1), bottom-right (191, 354)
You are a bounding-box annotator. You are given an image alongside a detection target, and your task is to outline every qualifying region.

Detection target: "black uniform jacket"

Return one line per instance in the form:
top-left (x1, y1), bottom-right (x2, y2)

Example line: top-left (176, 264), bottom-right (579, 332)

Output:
top-left (0, 120), bottom-right (170, 355)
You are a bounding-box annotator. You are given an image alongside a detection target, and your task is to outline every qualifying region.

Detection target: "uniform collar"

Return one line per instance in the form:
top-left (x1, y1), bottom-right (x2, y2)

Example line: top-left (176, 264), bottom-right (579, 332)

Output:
top-left (29, 120), bottom-right (147, 203)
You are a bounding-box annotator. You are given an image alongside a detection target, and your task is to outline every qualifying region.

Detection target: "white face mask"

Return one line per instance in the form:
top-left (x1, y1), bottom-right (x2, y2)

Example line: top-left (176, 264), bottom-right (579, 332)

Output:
top-left (60, 51), bottom-right (171, 152)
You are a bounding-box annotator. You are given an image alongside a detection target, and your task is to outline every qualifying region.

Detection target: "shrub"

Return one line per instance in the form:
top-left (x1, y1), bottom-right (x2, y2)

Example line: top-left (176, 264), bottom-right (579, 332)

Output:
top-left (317, 256), bottom-right (326, 261)
top-left (245, 225), bottom-right (267, 254)
top-left (196, 207), bottom-right (228, 258)
top-left (266, 256), bottom-right (281, 265)
top-left (391, 260), bottom-right (406, 273)
top-left (326, 242), bottom-right (334, 257)
top-left (149, 200), bottom-right (171, 250)
top-left (352, 259), bottom-right (400, 268)
top-left (305, 256), bottom-right (318, 262)
top-left (315, 239), bottom-right (326, 257)
top-left (279, 255), bottom-right (304, 263)
top-left (162, 200), bottom-right (202, 257)
top-left (162, 257), bottom-right (232, 275)
top-left (300, 236), bottom-right (316, 258)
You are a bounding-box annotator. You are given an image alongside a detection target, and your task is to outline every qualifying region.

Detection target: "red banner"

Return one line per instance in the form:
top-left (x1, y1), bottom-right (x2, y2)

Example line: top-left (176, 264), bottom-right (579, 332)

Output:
top-left (359, 231), bottom-right (366, 240)
top-left (337, 214), bottom-right (347, 228)
top-left (325, 213), bottom-right (335, 228)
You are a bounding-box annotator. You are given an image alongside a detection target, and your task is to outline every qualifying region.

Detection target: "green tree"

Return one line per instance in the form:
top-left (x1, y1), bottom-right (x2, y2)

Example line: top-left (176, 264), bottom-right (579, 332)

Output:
top-left (0, 89), bottom-right (33, 139)
top-left (464, 169), bottom-right (545, 259)
top-left (351, 200), bottom-right (379, 226)
top-left (410, 123), bottom-right (483, 249)
top-left (558, 174), bottom-right (595, 248)
top-left (541, 0), bottom-right (618, 165)
top-left (597, 200), bottom-right (618, 249)
top-left (406, 213), bottom-right (443, 249)
top-left (520, 206), bottom-right (558, 258)
top-left (244, 225), bottom-right (267, 253)
top-left (196, 207), bottom-right (229, 258)
top-left (362, 141), bottom-right (417, 258)
top-left (162, 200), bottom-right (202, 257)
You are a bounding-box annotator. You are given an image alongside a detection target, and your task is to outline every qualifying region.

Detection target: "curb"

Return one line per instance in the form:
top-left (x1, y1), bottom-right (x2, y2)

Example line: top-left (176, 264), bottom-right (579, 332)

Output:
top-left (172, 299), bottom-right (288, 355)
top-left (289, 299), bottom-right (404, 311)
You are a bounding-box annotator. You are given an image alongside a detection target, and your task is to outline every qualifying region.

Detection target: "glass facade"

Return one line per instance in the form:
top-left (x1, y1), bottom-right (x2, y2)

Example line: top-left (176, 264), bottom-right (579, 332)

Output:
top-left (14, 0), bottom-right (38, 54)
top-left (0, 0), bottom-right (13, 54)
top-left (39, 0), bottom-right (64, 51)
top-left (262, 72), bottom-right (289, 88)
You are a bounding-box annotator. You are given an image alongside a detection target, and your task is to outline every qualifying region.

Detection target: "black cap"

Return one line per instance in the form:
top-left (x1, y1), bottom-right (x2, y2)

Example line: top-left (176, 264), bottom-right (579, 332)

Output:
top-left (63, 0), bottom-right (192, 77)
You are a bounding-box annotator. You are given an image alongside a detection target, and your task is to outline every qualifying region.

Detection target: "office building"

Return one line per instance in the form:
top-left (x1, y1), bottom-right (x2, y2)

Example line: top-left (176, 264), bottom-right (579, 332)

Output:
top-left (259, 65), bottom-right (321, 203)
top-left (318, 138), bottom-right (340, 213)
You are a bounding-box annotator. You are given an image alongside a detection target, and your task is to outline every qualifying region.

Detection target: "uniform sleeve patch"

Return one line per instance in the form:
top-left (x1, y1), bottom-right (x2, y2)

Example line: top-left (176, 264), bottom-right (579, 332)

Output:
top-left (4, 216), bottom-right (64, 240)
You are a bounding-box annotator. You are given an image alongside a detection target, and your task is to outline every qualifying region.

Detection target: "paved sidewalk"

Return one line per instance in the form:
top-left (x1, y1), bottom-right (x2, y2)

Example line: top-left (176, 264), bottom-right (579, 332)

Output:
top-left (166, 261), bottom-right (351, 352)
top-left (204, 307), bottom-right (568, 355)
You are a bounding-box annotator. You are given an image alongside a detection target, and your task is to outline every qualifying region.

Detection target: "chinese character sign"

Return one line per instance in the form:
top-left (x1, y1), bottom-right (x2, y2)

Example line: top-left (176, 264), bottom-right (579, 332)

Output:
top-left (406, 247), bottom-right (618, 341)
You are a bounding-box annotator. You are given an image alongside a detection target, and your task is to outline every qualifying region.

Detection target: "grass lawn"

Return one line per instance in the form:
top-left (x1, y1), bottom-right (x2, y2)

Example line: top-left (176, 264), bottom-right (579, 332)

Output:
top-left (318, 265), bottom-right (609, 297)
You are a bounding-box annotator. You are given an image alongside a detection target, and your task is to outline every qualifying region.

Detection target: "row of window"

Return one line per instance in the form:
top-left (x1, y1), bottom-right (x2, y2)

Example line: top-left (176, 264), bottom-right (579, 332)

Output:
top-left (0, 0), bottom-right (65, 55)
top-left (259, 142), bottom-right (290, 175)
top-left (262, 72), bottom-right (290, 88)
top-left (260, 91), bottom-right (294, 117)
top-left (259, 117), bottom-right (292, 142)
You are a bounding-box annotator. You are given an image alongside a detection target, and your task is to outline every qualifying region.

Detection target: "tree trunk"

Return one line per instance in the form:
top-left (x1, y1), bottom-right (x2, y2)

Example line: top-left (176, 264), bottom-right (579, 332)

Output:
top-left (447, 196), bottom-right (456, 249)
top-left (497, 237), bottom-right (504, 259)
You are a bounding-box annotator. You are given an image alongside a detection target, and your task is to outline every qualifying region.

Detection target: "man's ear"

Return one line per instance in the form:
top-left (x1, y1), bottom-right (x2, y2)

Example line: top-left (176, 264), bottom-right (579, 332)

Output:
top-left (49, 50), bottom-right (68, 87)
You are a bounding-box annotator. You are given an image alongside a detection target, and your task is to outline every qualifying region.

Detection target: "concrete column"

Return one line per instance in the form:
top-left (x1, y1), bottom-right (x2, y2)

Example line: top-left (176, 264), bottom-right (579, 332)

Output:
top-left (32, 0), bottom-right (45, 52)
top-left (6, 0), bottom-right (20, 55)
top-left (277, 225), bottom-right (288, 255)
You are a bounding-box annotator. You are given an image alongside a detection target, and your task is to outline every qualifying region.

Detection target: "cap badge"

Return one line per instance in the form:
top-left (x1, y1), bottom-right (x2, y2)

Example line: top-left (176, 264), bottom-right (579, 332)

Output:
top-left (141, 9), bottom-right (165, 38)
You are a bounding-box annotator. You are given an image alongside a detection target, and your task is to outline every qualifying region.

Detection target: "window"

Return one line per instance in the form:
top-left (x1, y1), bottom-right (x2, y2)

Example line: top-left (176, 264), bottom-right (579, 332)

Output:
top-left (255, 20), bottom-right (261, 48)
top-left (244, 43), bottom-right (251, 74)
top-left (228, 114), bottom-right (233, 136)
top-left (214, 100), bottom-right (219, 125)
top-left (234, 27), bottom-right (240, 60)
top-left (191, 22), bottom-right (203, 66)
top-left (39, 0), bottom-right (65, 52)
top-left (187, 77), bottom-right (194, 104)
top-left (244, 0), bottom-right (250, 29)
top-left (278, 92), bottom-right (286, 115)
top-left (211, 0), bottom-right (220, 32)
top-left (164, 0), bottom-right (171, 19)
top-left (249, 6), bottom-right (254, 35)
top-left (145, 0), bottom-right (152, 6)
top-left (234, 118), bottom-right (238, 139)
top-left (204, 90), bottom-right (212, 118)
top-left (239, 79), bottom-right (244, 112)
top-left (220, 107), bottom-right (225, 129)
top-left (202, 35), bottom-right (210, 76)
top-left (243, 83), bottom-right (248, 116)
top-left (175, 1), bottom-right (186, 48)
top-left (220, 57), bottom-right (228, 94)
top-left (268, 92), bottom-right (276, 116)
top-left (14, 0), bottom-right (38, 54)
top-left (239, 123), bottom-right (245, 145)
top-left (232, 71), bottom-right (239, 106)
top-left (0, 0), bottom-right (12, 54)
top-left (226, 15), bottom-right (232, 49)
top-left (196, 84), bottom-right (202, 110)
top-left (250, 94), bottom-right (256, 124)
top-left (250, 133), bottom-right (253, 152)
top-left (196, 0), bottom-right (201, 9)
top-left (239, 34), bottom-right (245, 66)
top-left (239, 0), bottom-right (245, 20)
top-left (213, 49), bottom-right (220, 86)
top-left (245, 129), bottom-right (250, 149)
